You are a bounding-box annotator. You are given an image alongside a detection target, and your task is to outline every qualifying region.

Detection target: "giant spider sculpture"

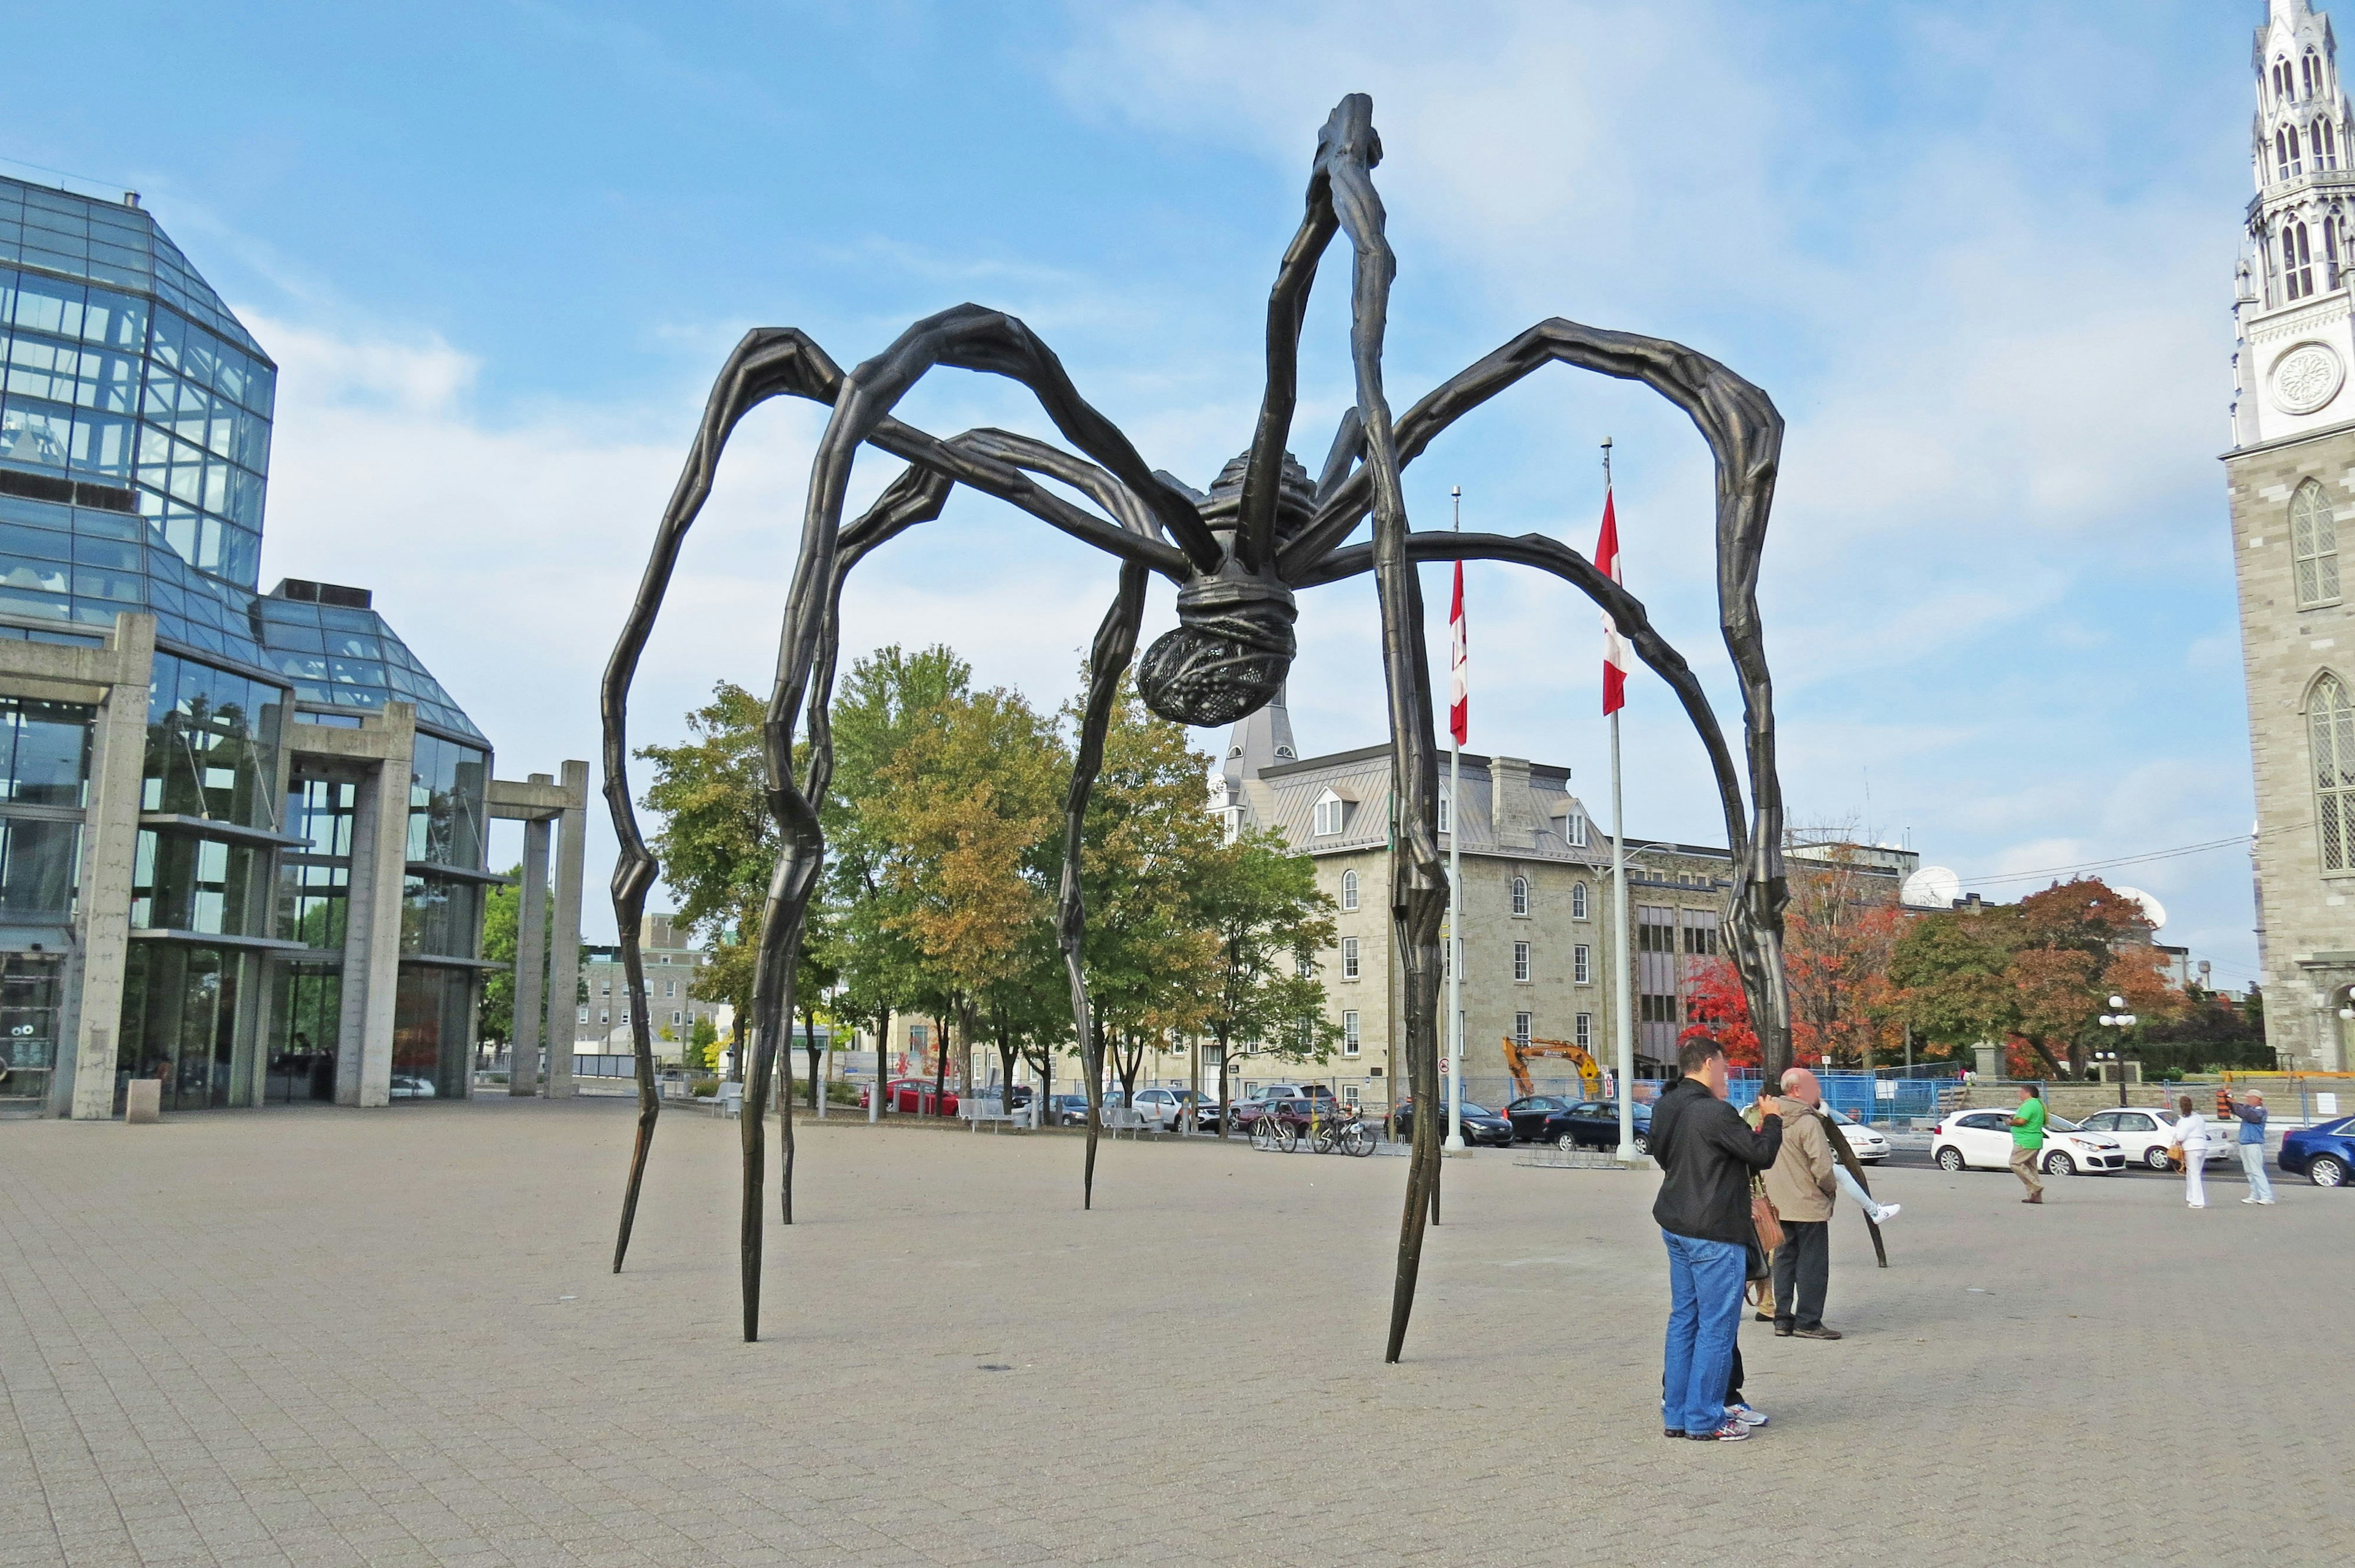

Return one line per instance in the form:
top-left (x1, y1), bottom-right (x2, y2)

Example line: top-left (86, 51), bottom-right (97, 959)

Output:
top-left (601, 94), bottom-right (1794, 1356)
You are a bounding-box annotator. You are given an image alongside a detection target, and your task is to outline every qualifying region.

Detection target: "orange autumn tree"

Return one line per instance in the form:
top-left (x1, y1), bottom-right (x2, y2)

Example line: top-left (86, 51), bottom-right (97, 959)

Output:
top-left (1680, 839), bottom-right (1904, 1070)
top-left (1886, 876), bottom-right (2181, 1077)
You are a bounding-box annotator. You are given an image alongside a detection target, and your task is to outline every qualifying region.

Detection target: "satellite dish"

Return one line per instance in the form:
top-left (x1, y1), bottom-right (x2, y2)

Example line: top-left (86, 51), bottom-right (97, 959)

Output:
top-left (2113, 885), bottom-right (2167, 931)
top-left (1900, 865), bottom-right (1961, 909)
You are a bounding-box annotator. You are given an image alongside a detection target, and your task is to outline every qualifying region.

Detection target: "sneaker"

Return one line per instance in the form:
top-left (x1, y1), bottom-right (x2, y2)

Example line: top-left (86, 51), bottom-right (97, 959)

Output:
top-left (1688, 1420), bottom-right (1752, 1442)
top-left (2242, 1196), bottom-right (2259, 1204)
top-left (1873, 1203), bottom-right (1901, 1223)
top-left (1664, 1426), bottom-right (1680, 1438)
top-left (1726, 1402), bottom-right (1769, 1427)
top-left (2257, 1199), bottom-right (2276, 1205)
top-left (1791, 1325), bottom-right (1844, 1340)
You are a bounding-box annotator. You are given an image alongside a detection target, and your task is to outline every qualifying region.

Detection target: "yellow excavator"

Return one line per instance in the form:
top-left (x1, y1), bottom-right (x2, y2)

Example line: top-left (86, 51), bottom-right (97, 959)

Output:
top-left (1502, 1036), bottom-right (1604, 1101)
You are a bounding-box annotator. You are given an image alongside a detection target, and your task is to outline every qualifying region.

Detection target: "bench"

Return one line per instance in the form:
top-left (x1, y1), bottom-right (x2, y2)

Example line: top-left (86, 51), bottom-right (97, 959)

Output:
top-left (1103, 1107), bottom-right (1149, 1139)
top-left (963, 1100), bottom-right (1022, 1133)
top-left (707, 1082), bottom-right (743, 1119)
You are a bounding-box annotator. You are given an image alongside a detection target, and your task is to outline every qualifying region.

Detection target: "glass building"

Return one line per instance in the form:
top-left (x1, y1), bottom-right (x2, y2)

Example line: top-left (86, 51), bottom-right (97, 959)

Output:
top-left (0, 175), bottom-right (579, 1118)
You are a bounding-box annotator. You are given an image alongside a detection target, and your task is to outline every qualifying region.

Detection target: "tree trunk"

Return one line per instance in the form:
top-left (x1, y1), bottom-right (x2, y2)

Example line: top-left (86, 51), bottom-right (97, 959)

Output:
top-left (1214, 1029), bottom-right (1231, 1138)
top-left (1187, 1030), bottom-right (1202, 1136)
top-left (932, 1011), bottom-right (951, 1117)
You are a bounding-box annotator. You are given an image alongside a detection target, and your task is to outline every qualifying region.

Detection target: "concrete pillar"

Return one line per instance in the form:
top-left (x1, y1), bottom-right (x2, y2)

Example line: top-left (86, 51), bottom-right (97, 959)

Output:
top-left (542, 759), bottom-right (588, 1098)
top-left (337, 705), bottom-right (416, 1107)
top-left (510, 782), bottom-right (551, 1096)
top-left (68, 614), bottom-right (155, 1119)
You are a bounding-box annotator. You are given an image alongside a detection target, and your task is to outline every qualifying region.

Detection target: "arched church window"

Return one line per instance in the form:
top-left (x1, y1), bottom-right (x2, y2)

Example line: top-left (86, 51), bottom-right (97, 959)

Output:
top-left (1341, 868), bottom-right (1358, 911)
top-left (2306, 50), bottom-right (2324, 99)
top-left (1511, 875), bottom-right (1530, 916)
top-left (2318, 118), bottom-right (2340, 170)
top-left (2311, 673), bottom-right (2355, 871)
top-left (2277, 58), bottom-right (2293, 102)
top-left (2291, 124), bottom-right (2306, 177)
top-left (2293, 479), bottom-right (2340, 606)
top-left (2287, 222), bottom-right (2315, 299)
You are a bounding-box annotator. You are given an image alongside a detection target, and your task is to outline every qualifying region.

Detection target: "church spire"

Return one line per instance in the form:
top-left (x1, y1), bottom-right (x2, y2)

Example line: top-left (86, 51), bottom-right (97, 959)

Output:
top-left (2233, 0), bottom-right (2355, 447)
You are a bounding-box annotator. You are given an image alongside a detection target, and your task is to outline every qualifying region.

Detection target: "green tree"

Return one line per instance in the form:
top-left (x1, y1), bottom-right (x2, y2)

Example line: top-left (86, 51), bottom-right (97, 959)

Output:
top-left (1070, 680), bottom-right (1224, 1104)
top-left (866, 683), bottom-right (1064, 1114)
top-left (683, 1014), bottom-right (719, 1074)
top-left (1193, 828), bottom-right (1341, 1132)
top-left (477, 863), bottom-right (524, 1046)
top-left (825, 646), bottom-right (975, 1106)
top-left (639, 683), bottom-right (776, 1082)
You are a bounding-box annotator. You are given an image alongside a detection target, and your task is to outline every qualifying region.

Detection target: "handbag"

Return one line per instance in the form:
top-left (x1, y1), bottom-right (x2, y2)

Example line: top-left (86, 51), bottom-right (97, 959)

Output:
top-left (1750, 1188), bottom-right (1785, 1255)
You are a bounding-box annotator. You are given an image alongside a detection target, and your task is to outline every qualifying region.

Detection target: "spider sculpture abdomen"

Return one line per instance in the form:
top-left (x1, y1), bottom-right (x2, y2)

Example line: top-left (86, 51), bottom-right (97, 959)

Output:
top-left (1136, 449), bottom-right (1313, 727)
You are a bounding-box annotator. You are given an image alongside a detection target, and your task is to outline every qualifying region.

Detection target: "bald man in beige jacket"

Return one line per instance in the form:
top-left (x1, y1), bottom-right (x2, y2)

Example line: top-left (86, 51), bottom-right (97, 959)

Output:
top-left (1762, 1068), bottom-right (1841, 1340)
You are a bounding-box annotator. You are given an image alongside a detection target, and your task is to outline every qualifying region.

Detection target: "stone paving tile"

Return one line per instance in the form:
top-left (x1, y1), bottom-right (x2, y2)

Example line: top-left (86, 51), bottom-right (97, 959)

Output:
top-left (2, 1100), bottom-right (2351, 1564)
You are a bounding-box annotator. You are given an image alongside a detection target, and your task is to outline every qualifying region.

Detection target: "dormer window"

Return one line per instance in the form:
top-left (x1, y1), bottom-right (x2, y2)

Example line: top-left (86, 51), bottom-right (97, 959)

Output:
top-left (1437, 789), bottom-right (1452, 834)
top-left (1312, 788), bottom-right (1350, 836)
top-left (1274, 746), bottom-right (1294, 760)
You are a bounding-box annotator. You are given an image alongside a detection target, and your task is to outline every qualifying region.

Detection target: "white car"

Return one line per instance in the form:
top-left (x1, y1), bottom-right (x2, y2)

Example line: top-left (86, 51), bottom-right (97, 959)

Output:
top-left (2073, 1107), bottom-right (2232, 1171)
top-left (1130, 1088), bottom-right (1208, 1132)
top-left (1931, 1107), bottom-right (2127, 1176)
top-left (389, 1074), bottom-right (437, 1100)
top-left (1825, 1106), bottom-right (1891, 1164)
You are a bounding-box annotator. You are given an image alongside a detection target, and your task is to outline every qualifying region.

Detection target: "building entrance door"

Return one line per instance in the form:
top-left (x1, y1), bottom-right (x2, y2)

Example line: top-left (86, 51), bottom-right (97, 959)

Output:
top-left (0, 953), bottom-right (63, 1113)
top-left (267, 963), bottom-right (341, 1103)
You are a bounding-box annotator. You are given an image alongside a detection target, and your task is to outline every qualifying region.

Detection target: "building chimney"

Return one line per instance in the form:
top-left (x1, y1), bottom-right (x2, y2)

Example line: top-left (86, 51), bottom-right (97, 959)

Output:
top-left (123, 192), bottom-right (140, 208)
top-left (1490, 755), bottom-right (1536, 849)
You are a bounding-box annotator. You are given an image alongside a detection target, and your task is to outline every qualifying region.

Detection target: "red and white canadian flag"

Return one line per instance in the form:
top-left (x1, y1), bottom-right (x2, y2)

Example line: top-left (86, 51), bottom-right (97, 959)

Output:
top-left (1597, 489), bottom-right (1631, 716)
top-left (1447, 560), bottom-right (1469, 746)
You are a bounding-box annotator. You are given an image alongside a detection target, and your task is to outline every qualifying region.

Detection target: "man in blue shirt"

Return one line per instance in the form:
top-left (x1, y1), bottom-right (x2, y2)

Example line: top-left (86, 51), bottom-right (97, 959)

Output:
top-left (2225, 1090), bottom-right (2274, 1205)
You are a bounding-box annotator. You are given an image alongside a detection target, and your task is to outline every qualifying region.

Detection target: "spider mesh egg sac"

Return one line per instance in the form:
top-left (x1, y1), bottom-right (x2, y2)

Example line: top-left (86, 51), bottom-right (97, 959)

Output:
top-left (1136, 626), bottom-right (1290, 727)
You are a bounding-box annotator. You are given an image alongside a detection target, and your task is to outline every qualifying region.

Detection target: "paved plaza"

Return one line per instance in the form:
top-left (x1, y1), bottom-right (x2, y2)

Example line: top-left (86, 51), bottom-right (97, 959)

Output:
top-left (1, 1100), bottom-right (2348, 1567)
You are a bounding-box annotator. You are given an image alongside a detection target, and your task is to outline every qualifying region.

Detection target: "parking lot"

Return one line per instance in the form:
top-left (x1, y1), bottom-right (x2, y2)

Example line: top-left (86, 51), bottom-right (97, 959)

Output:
top-left (1, 1097), bottom-right (2348, 1567)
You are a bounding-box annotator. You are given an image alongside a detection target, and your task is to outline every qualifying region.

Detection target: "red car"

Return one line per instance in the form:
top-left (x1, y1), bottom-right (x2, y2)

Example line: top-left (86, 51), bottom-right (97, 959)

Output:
top-left (884, 1077), bottom-right (959, 1115)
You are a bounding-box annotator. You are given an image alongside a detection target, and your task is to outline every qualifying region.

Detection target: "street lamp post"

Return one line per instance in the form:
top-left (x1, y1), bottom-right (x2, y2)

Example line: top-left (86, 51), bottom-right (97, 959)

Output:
top-left (2096, 993), bottom-right (2136, 1108)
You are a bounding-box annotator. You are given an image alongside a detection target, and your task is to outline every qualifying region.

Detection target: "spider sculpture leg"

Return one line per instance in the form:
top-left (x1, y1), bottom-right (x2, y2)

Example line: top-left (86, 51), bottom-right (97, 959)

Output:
top-left (1285, 317), bottom-right (1793, 1077)
top-left (604, 329), bottom-right (848, 1274)
top-left (1059, 563), bottom-right (1149, 1209)
top-left (600, 340), bottom-right (1171, 1330)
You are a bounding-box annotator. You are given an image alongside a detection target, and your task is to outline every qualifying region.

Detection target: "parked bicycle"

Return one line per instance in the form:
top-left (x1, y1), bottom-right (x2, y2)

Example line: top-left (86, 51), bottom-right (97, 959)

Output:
top-left (1250, 1097), bottom-right (1376, 1157)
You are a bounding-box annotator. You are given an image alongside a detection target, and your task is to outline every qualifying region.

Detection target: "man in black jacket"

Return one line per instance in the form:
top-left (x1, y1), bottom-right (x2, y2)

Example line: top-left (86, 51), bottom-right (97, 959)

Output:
top-left (1652, 1036), bottom-right (1785, 1441)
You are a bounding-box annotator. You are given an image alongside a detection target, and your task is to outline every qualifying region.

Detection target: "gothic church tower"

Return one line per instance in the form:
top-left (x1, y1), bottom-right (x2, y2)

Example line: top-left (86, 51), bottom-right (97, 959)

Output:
top-left (2228, 0), bottom-right (2355, 1068)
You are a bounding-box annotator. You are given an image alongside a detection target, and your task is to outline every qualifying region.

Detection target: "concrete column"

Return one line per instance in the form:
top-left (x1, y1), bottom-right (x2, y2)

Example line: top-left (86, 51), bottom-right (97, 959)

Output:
top-left (510, 784), bottom-right (551, 1096)
top-left (542, 759), bottom-right (588, 1098)
top-left (337, 705), bottom-right (416, 1107)
top-left (67, 614), bottom-right (155, 1120)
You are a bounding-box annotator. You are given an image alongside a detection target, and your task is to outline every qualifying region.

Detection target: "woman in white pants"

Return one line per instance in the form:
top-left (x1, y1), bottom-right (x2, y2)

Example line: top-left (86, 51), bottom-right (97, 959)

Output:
top-left (2167, 1094), bottom-right (2211, 1209)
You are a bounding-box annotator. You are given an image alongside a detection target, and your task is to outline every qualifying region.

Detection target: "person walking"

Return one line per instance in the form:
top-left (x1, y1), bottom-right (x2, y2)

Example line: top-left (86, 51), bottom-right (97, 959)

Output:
top-left (1652, 1037), bottom-right (1785, 1442)
top-left (2225, 1090), bottom-right (2275, 1205)
top-left (1763, 1068), bottom-right (1844, 1340)
top-left (2008, 1084), bottom-right (2047, 1204)
top-left (2166, 1093), bottom-right (2211, 1208)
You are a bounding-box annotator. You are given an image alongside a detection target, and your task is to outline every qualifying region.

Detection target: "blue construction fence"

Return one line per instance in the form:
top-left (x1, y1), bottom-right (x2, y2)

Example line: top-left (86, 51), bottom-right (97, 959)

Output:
top-left (1631, 1069), bottom-right (1961, 1126)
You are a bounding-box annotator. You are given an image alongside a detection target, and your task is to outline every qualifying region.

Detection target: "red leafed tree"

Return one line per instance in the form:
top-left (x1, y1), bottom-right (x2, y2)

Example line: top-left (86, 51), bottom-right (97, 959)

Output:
top-left (1679, 960), bottom-right (1760, 1068)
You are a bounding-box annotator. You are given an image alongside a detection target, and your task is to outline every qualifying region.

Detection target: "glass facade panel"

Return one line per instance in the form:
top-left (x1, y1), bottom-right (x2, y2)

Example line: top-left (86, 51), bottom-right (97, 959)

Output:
top-left (0, 953), bottom-right (63, 1108)
top-left (401, 874), bottom-right (480, 957)
top-left (0, 816), bottom-right (81, 918)
top-left (393, 965), bottom-right (471, 1100)
top-left (116, 943), bottom-right (255, 1111)
top-left (140, 650), bottom-right (285, 829)
top-left (407, 733), bottom-right (487, 870)
top-left (267, 963), bottom-right (339, 1103)
top-left (130, 828), bottom-right (271, 936)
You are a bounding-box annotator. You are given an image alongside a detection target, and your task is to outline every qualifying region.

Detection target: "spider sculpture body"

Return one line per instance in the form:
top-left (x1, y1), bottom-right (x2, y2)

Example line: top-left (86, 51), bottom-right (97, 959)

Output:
top-left (601, 94), bottom-right (1794, 1358)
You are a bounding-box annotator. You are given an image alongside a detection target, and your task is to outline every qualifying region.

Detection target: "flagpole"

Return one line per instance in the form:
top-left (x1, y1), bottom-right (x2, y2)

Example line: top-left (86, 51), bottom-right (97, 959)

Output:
top-left (1606, 438), bottom-right (1639, 1165)
top-left (1444, 484), bottom-right (1466, 1157)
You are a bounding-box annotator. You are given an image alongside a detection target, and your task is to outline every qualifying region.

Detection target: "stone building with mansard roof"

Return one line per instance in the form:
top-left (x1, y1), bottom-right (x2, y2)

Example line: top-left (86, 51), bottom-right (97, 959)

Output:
top-left (1209, 688), bottom-right (1769, 1110)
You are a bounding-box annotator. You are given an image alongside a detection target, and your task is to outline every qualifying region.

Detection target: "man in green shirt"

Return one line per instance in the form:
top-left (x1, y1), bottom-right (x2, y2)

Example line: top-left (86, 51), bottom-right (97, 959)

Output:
top-left (2008, 1084), bottom-right (2047, 1204)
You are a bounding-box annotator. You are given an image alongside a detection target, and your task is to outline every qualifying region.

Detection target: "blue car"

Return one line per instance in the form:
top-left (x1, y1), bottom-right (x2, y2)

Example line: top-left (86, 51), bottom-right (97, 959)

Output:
top-left (1561, 1099), bottom-right (1653, 1155)
top-left (2278, 1115), bottom-right (2355, 1187)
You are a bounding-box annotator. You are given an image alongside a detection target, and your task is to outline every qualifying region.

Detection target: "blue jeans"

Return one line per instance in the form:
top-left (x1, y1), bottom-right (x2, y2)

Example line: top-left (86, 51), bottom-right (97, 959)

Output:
top-left (1661, 1230), bottom-right (1746, 1436)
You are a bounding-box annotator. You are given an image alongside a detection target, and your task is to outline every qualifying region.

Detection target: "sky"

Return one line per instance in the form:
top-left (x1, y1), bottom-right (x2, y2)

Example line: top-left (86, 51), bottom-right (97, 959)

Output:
top-left (6, 0), bottom-right (2273, 979)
